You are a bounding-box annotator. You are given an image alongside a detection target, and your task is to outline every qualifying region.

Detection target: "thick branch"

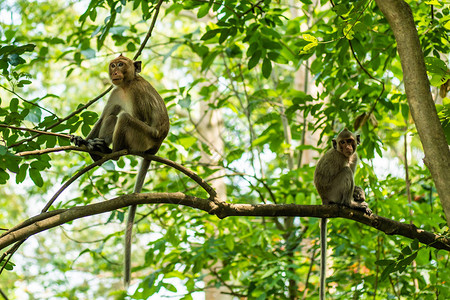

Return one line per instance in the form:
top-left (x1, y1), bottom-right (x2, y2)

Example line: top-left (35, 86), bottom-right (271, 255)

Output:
top-left (1, 193), bottom-right (449, 251)
top-left (374, 0), bottom-right (450, 226)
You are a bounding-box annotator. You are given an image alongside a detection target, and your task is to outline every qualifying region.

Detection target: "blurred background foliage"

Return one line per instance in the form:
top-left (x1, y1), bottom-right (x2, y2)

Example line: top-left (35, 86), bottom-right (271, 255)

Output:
top-left (0, 0), bottom-right (449, 299)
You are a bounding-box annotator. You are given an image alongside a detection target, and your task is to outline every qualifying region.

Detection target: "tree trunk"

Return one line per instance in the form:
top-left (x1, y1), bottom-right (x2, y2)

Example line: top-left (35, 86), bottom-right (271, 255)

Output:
top-left (375, 0), bottom-right (450, 226)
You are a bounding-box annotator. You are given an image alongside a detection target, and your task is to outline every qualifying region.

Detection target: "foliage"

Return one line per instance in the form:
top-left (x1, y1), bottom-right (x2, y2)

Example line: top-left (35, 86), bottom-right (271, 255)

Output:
top-left (0, 0), bottom-right (449, 299)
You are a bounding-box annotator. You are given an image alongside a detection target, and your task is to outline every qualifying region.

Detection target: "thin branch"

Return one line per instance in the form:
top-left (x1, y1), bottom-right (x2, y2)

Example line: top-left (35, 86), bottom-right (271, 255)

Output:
top-left (16, 146), bottom-right (219, 204)
top-left (137, 152), bottom-right (220, 204)
top-left (1, 193), bottom-right (449, 252)
top-left (0, 84), bottom-right (59, 119)
top-left (239, 0), bottom-right (265, 17)
top-left (0, 124), bottom-right (71, 139)
top-left (41, 150), bottom-right (129, 212)
top-left (7, 86), bottom-right (113, 149)
top-left (16, 145), bottom-right (77, 156)
top-left (0, 288), bottom-right (9, 300)
top-left (133, 0), bottom-right (164, 60)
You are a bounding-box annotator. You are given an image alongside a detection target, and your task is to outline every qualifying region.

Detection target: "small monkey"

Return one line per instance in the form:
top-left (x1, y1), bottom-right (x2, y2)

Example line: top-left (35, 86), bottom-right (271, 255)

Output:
top-left (313, 128), bottom-right (371, 300)
top-left (72, 55), bottom-right (169, 287)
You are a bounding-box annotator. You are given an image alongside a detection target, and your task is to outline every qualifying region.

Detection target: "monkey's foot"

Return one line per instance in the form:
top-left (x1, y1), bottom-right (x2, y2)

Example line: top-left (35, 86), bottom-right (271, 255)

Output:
top-left (86, 138), bottom-right (113, 154)
top-left (70, 135), bottom-right (88, 147)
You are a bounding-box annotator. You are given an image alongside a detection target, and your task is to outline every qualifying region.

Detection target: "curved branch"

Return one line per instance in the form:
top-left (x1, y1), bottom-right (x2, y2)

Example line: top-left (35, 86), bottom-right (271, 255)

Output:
top-left (16, 146), bottom-right (219, 204)
top-left (137, 152), bottom-right (219, 202)
top-left (1, 193), bottom-right (448, 251)
top-left (41, 150), bottom-right (129, 212)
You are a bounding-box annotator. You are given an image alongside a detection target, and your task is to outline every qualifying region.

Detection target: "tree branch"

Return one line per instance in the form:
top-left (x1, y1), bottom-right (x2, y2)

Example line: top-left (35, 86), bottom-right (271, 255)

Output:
top-left (0, 124), bottom-right (71, 139)
top-left (1, 193), bottom-right (449, 251)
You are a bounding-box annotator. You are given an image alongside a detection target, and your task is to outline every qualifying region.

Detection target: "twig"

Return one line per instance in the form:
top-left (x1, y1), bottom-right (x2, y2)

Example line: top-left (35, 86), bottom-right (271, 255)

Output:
top-left (133, 0), bottom-right (164, 60)
top-left (16, 146), bottom-right (77, 156)
top-left (0, 84), bottom-right (58, 119)
top-left (7, 86), bottom-right (113, 149)
top-left (0, 124), bottom-right (71, 139)
top-left (41, 149), bottom-right (128, 212)
top-left (0, 287), bottom-right (9, 300)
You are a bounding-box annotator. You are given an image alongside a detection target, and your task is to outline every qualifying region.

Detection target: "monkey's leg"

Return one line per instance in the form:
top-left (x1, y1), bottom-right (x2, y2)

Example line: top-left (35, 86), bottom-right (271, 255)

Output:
top-left (98, 114), bottom-right (118, 146)
top-left (113, 112), bottom-right (161, 153)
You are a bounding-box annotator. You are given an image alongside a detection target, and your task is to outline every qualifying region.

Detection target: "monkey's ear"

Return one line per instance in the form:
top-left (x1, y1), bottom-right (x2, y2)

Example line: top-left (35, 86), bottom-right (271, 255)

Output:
top-left (356, 134), bottom-right (361, 145)
top-left (134, 61), bottom-right (142, 73)
top-left (332, 138), bottom-right (337, 149)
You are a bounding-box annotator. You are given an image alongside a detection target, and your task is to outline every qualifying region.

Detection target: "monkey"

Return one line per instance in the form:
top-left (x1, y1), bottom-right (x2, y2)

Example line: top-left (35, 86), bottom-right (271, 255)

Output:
top-left (71, 54), bottom-right (169, 288)
top-left (313, 128), bottom-right (372, 300)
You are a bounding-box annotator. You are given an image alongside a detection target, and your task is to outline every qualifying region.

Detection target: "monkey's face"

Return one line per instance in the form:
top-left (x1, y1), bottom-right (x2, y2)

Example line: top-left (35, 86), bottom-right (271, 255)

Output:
top-left (109, 59), bottom-right (134, 86)
top-left (338, 138), bottom-right (356, 157)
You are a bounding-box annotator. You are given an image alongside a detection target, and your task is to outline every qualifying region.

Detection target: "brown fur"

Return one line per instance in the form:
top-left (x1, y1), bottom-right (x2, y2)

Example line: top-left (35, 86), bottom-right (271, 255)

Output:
top-left (314, 128), bottom-right (367, 209)
top-left (83, 55), bottom-right (170, 288)
top-left (314, 128), bottom-right (371, 300)
top-left (87, 55), bottom-right (169, 156)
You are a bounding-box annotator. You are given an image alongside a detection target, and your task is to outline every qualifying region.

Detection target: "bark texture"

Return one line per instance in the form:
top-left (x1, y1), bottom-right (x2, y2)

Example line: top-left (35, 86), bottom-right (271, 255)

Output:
top-left (1, 193), bottom-right (449, 251)
top-left (375, 0), bottom-right (450, 225)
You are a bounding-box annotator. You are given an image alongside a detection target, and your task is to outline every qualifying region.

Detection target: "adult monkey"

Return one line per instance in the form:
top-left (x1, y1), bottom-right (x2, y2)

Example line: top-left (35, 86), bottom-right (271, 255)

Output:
top-left (313, 128), bottom-right (372, 300)
top-left (72, 54), bottom-right (170, 287)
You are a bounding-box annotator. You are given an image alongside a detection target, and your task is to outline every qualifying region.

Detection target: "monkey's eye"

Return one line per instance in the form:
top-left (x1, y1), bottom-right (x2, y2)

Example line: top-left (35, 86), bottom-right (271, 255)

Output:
top-left (118, 62), bottom-right (124, 67)
top-left (111, 63), bottom-right (116, 68)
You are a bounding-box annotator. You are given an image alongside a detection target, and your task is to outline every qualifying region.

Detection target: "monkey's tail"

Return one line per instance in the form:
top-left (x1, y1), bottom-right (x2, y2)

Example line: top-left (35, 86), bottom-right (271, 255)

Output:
top-left (320, 217), bottom-right (327, 300)
top-left (124, 158), bottom-right (151, 288)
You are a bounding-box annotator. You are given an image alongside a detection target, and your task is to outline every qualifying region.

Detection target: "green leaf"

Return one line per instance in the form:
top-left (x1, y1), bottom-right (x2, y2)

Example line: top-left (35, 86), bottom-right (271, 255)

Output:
top-left (10, 98), bottom-right (19, 112)
top-left (162, 282), bottom-right (177, 293)
top-left (201, 51), bottom-right (219, 70)
top-left (225, 235), bottom-right (234, 251)
top-left (219, 27), bottom-right (230, 44)
top-left (411, 239), bottom-right (419, 251)
top-left (197, 3), bottom-right (210, 18)
top-left (262, 57), bottom-right (272, 78)
top-left (0, 168), bottom-right (9, 184)
top-left (0, 146), bottom-right (7, 156)
top-left (226, 149), bottom-right (244, 164)
top-left (29, 168), bottom-right (44, 187)
top-left (201, 29), bottom-right (221, 41)
top-left (248, 50), bottom-right (262, 70)
top-left (16, 164), bottom-right (29, 184)
top-left (380, 263), bottom-right (396, 282)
